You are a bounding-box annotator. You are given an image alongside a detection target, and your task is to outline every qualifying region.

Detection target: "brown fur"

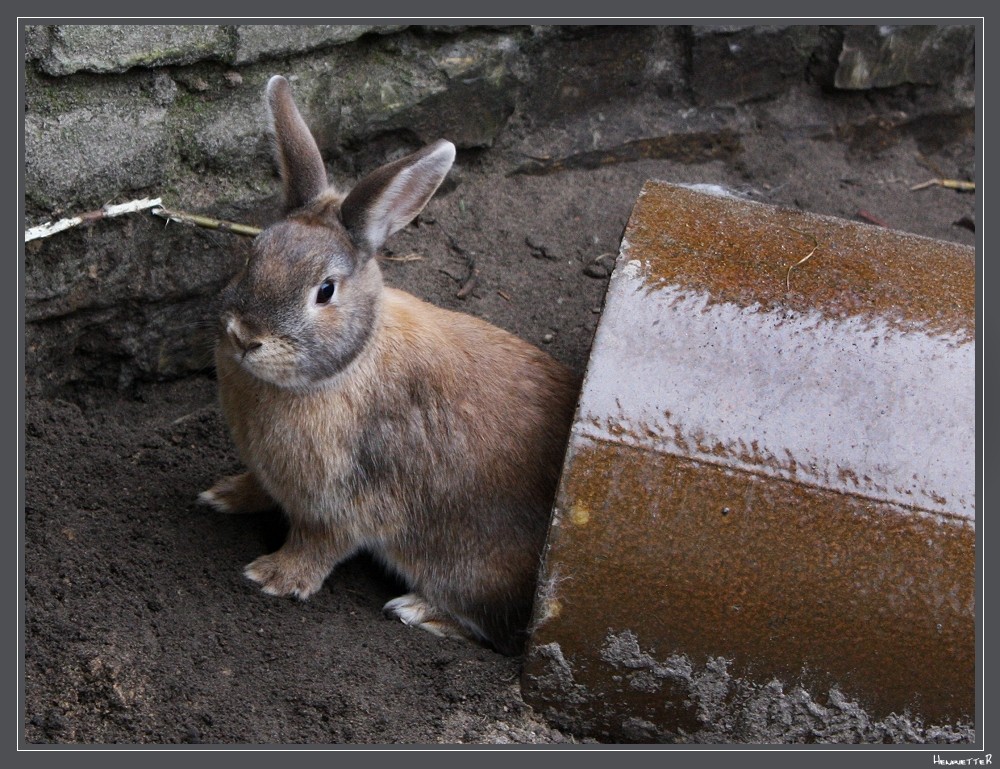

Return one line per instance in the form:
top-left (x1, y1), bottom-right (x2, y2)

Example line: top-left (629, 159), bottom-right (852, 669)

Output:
top-left (201, 76), bottom-right (580, 655)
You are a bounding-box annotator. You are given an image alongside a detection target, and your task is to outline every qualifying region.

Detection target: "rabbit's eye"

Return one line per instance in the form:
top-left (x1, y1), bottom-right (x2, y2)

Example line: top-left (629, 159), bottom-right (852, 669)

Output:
top-left (315, 279), bottom-right (337, 305)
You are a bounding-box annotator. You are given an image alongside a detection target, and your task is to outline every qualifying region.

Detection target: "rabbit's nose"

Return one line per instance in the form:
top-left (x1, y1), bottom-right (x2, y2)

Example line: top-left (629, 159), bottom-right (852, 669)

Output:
top-left (225, 318), bottom-right (262, 355)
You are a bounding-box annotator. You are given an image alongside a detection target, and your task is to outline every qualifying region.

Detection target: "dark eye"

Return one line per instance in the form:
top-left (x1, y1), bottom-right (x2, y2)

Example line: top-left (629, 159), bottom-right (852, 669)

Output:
top-left (315, 279), bottom-right (337, 305)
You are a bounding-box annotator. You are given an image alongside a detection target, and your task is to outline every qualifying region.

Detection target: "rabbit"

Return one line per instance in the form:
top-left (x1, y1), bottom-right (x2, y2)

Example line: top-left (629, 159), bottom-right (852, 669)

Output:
top-left (198, 75), bottom-right (580, 656)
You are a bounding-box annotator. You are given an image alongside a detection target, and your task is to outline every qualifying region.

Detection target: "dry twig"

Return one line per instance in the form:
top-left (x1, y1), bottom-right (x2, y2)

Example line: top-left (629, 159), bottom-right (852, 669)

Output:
top-left (25, 197), bottom-right (162, 242)
top-left (784, 227), bottom-right (819, 291)
top-left (910, 179), bottom-right (976, 192)
top-left (151, 206), bottom-right (262, 237)
top-left (856, 210), bottom-right (888, 227)
top-left (438, 220), bottom-right (479, 299)
top-left (379, 252), bottom-right (425, 263)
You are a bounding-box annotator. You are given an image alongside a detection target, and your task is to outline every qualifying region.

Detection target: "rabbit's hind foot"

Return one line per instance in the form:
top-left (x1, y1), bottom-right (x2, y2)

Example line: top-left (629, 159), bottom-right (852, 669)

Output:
top-left (383, 593), bottom-right (472, 642)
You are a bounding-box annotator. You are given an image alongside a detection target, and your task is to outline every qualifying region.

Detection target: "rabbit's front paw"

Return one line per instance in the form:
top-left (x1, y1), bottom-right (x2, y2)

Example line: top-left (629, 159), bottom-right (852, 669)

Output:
top-left (199, 472), bottom-right (275, 514)
top-left (244, 551), bottom-right (327, 599)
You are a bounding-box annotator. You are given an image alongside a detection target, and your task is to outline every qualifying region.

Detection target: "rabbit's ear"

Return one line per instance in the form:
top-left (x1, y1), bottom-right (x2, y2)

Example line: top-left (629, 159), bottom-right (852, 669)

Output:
top-left (340, 140), bottom-right (456, 256)
top-left (267, 75), bottom-right (329, 213)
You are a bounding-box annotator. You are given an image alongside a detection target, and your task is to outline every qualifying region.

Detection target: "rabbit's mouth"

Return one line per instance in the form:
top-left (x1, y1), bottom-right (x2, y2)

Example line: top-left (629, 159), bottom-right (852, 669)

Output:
top-left (218, 326), bottom-right (301, 389)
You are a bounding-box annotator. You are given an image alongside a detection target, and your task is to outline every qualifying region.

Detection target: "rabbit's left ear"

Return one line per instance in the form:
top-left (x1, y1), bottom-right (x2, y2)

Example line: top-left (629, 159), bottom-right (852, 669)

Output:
top-left (266, 75), bottom-right (330, 213)
top-left (340, 140), bottom-right (456, 256)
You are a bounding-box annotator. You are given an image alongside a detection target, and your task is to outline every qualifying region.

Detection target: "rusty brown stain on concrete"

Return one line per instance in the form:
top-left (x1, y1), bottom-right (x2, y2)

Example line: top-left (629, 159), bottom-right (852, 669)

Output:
top-left (625, 185), bottom-right (974, 340)
top-left (529, 441), bottom-right (974, 729)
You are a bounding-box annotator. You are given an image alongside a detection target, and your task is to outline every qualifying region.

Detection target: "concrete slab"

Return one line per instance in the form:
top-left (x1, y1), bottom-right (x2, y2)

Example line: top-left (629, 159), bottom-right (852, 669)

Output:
top-left (522, 182), bottom-right (976, 743)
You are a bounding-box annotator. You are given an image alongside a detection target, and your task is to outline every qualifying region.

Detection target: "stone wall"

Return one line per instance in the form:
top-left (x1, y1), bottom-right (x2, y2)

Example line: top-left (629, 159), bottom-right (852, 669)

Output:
top-left (22, 24), bottom-right (976, 394)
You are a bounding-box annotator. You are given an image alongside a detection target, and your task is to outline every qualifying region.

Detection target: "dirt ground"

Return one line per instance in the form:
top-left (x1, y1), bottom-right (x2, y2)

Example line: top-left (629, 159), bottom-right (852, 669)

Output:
top-left (22, 84), bottom-right (977, 745)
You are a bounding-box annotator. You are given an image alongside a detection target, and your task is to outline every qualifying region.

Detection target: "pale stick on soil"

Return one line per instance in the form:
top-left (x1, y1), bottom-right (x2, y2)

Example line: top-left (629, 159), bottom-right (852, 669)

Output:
top-left (24, 197), bottom-right (162, 242)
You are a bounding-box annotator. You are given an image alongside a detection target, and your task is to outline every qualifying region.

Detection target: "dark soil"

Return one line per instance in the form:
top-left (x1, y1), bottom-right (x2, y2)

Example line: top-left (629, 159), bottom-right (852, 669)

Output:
top-left (23, 84), bottom-right (976, 744)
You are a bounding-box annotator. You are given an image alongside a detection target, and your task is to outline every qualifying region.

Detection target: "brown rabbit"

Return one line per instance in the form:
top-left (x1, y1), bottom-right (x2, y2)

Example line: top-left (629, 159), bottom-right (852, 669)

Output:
top-left (198, 75), bottom-right (579, 655)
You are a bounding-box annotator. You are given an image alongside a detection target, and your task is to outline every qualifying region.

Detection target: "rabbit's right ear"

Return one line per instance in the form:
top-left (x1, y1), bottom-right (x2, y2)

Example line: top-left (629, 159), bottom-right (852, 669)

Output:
top-left (266, 75), bottom-right (329, 213)
top-left (340, 139), bottom-right (456, 257)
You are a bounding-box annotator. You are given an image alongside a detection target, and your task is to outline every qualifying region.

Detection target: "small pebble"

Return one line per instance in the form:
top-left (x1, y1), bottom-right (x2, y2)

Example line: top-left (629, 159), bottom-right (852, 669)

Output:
top-left (526, 234), bottom-right (559, 261)
top-left (542, 333), bottom-right (554, 343)
top-left (583, 252), bottom-right (617, 279)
